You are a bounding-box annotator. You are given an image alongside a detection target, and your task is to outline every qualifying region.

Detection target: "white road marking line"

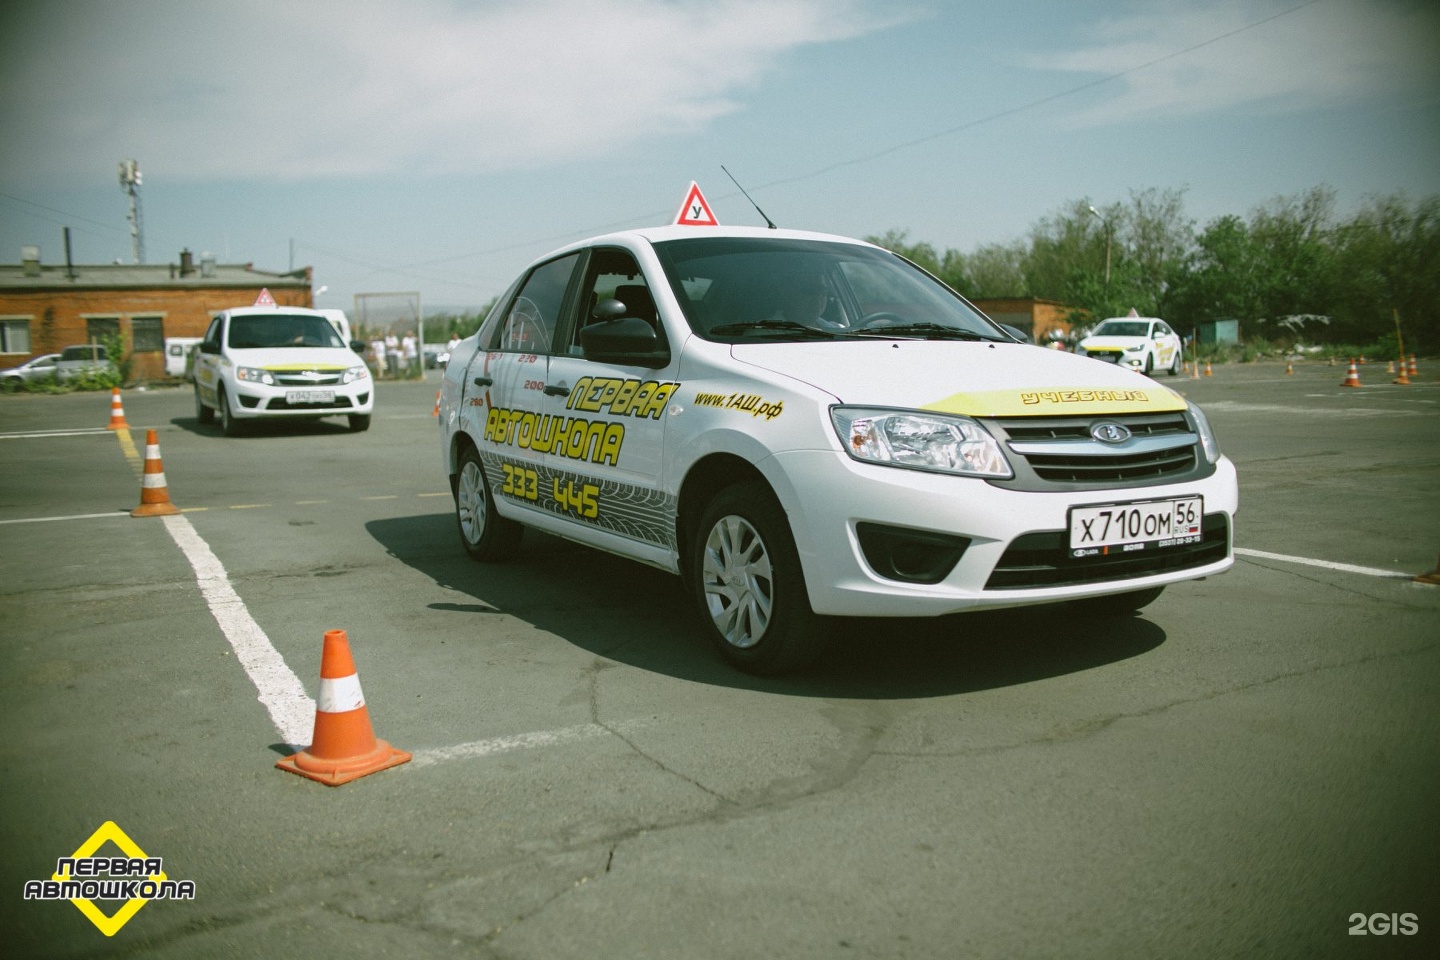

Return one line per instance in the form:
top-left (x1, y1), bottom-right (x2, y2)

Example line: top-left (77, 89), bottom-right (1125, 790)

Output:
top-left (0, 428), bottom-right (115, 439)
top-left (1235, 548), bottom-right (1412, 580)
top-left (0, 511), bottom-right (130, 525)
top-left (160, 513), bottom-right (316, 749)
top-left (408, 720), bottom-right (652, 769)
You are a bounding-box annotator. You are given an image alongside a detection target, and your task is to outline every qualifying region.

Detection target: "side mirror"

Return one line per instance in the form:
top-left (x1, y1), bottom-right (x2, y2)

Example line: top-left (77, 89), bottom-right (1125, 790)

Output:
top-left (199, 341), bottom-right (220, 355)
top-left (350, 339), bottom-right (367, 354)
top-left (580, 316), bottom-right (670, 369)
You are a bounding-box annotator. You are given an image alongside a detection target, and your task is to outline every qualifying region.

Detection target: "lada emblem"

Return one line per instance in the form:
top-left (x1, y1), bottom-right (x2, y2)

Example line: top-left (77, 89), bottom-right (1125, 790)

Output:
top-left (1091, 421), bottom-right (1131, 444)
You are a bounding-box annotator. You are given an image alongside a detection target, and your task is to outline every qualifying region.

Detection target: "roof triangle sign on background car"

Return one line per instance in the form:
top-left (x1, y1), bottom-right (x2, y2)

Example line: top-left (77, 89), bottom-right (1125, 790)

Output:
top-left (673, 181), bottom-right (719, 226)
top-left (254, 288), bottom-right (277, 307)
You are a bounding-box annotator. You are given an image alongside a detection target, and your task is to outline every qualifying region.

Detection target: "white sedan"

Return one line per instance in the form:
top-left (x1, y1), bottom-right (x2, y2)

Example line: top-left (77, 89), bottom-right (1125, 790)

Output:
top-left (1077, 317), bottom-right (1184, 376)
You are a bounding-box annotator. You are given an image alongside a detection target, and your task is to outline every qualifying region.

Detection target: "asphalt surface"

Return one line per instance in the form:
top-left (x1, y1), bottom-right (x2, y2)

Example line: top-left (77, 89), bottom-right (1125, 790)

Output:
top-left (1, 361), bottom-right (1437, 959)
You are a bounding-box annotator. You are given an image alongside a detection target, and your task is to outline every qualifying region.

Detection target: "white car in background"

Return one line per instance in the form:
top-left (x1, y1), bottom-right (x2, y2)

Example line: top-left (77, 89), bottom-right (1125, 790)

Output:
top-left (1077, 317), bottom-right (1184, 376)
top-left (1, 353), bottom-right (61, 386)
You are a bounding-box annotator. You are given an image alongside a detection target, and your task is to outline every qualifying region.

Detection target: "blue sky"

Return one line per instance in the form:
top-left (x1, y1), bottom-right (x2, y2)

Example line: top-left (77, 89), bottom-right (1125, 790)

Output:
top-left (2, 0), bottom-right (1437, 313)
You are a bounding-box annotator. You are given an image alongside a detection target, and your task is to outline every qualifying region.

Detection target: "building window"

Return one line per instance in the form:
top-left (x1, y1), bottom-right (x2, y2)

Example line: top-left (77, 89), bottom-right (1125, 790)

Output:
top-left (86, 317), bottom-right (121, 343)
top-left (131, 316), bottom-right (164, 353)
top-left (0, 317), bottom-right (31, 354)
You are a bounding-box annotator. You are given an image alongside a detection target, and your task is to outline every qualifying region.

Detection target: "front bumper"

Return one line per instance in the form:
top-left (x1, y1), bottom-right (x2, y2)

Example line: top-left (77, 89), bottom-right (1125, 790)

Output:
top-left (227, 380), bottom-right (374, 418)
top-left (767, 449), bottom-right (1238, 617)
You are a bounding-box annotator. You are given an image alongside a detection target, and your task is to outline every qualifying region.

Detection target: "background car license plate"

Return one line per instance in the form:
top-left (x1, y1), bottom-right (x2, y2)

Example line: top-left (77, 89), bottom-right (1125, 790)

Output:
top-left (1069, 496), bottom-right (1202, 557)
top-left (285, 390), bottom-right (334, 404)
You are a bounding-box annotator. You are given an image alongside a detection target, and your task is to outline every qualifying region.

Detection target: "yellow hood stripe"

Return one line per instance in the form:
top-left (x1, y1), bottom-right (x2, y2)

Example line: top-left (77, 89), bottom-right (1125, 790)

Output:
top-left (924, 387), bottom-right (1187, 417)
top-left (262, 364), bottom-right (350, 372)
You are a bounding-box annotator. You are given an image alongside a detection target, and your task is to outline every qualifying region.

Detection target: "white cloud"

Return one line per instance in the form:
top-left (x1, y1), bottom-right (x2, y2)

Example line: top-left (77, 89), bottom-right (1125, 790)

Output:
top-left (0, 0), bottom-right (892, 183)
top-left (1031, 0), bottom-right (1440, 126)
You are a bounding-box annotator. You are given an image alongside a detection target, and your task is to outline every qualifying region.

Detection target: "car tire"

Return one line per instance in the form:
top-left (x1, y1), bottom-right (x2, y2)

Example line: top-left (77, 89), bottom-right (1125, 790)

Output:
top-left (348, 414), bottom-right (371, 432)
top-left (1168, 351), bottom-right (1182, 376)
top-left (690, 482), bottom-right (826, 675)
top-left (1071, 585), bottom-right (1165, 616)
top-left (194, 385), bottom-right (214, 425)
top-left (1143, 352), bottom-right (1154, 376)
top-left (217, 385), bottom-right (245, 437)
top-left (455, 446), bottom-right (522, 561)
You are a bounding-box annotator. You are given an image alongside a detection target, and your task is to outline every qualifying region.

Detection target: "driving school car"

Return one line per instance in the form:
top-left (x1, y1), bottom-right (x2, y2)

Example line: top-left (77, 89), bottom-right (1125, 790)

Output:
top-left (438, 223), bottom-right (1236, 674)
top-left (1077, 316), bottom-right (1184, 376)
top-left (193, 295), bottom-right (373, 436)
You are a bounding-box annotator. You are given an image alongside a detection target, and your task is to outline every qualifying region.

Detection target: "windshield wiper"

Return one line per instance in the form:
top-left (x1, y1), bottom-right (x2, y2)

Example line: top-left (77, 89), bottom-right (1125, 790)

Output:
top-left (709, 320), bottom-right (842, 339)
top-left (849, 323), bottom-right (998, 341)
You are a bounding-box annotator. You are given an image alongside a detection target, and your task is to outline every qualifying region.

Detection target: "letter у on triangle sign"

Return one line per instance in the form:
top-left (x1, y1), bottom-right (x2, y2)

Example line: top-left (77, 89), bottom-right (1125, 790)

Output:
top-left (673, 182), bottom-right (719, 226)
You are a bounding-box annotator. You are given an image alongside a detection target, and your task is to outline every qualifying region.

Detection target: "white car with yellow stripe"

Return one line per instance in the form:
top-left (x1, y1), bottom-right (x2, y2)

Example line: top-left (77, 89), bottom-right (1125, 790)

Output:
top-left (439, 225), bottom-right (1236, 674)
top-left (1077, 316), bottom-right (1184, 376)
top-left (194, 301), bottom-right (374, 436)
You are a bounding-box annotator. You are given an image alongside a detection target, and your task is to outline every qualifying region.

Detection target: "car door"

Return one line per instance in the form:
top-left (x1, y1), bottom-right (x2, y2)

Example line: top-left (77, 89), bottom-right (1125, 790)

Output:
top-left (536, 246), bottom-right (680, 554)
top-left (471, 252), bottom-right (582, 523)
top-left (195, 315), bottom-right (224, 406)
top-left (1153, 321), bottom-right (1180, 369)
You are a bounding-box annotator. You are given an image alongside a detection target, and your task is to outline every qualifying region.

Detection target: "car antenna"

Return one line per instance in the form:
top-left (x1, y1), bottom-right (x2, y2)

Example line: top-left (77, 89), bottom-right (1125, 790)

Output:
top-left (721, 165), bottom-right (777, 229)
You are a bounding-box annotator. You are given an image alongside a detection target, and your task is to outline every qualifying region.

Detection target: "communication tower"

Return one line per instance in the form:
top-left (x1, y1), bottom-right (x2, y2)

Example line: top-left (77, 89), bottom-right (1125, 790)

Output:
top-left (118, 159), bottom-right (145, 264)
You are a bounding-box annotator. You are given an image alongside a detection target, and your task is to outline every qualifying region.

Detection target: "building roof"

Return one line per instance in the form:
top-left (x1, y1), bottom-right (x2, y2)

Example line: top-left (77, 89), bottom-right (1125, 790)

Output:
top-left (0, 257), bottom-right (310, 292)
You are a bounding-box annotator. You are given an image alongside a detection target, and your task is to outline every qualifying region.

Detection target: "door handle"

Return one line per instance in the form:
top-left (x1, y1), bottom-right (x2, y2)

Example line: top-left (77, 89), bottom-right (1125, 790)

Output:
top-left (543, 382), bottom-right (570, 397)
top-left (472, 376), bottom-right (493, 387)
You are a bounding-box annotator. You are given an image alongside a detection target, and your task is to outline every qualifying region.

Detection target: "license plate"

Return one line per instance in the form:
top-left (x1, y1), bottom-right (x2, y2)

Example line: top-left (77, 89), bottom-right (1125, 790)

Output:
top-left (1068, 497), bottom-right (1202, 558)
top-left (285, 390), bottom-right (334, 404)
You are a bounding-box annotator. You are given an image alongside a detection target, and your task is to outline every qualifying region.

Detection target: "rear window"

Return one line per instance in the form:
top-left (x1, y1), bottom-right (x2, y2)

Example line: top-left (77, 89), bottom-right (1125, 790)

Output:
top-left (61, 346), bottom-right (107, 361)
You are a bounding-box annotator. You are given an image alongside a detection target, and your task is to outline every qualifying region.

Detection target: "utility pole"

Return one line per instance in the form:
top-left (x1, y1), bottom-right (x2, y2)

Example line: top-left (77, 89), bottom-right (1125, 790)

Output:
top-left (1087, 204), bottom-right (1111, 296)
top-left (118, 159), bottom-right (145, 264)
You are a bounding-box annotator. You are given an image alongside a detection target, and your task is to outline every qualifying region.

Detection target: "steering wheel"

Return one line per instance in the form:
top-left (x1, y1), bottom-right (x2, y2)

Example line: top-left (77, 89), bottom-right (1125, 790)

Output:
top-left (852, 311), bottom-right (909, 329)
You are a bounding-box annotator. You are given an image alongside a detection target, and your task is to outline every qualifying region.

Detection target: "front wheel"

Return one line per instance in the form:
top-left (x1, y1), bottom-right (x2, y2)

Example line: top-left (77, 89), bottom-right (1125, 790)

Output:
top-left (690, 482), bottom-right (826, 675)
top-left (217, 385), bottom-right (245, 436)
top-left (1071, 585), bottom-right (1165, 616)
top-left (1168, 351), bottom-right (1183, 376)
top-left (455, 447), bottom-right (522, 561)
top-left (194, 385), bottom-right (214, 424)
top-left (348, 414), bottom-right (371, 432)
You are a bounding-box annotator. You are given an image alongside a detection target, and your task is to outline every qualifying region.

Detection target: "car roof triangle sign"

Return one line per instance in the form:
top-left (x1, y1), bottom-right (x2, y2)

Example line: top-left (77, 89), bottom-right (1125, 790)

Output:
top-left (254, 287), bottom-right (277, 306)
top-left (673, 181), bottom-right (719, 226)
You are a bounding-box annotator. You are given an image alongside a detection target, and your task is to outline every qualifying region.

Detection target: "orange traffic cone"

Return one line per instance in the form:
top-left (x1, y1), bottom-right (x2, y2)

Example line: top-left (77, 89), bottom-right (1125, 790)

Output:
top-left (1394, 358), bottom-right (1410, 385)
top-left (1204, 361), bottom-right (1213, 377)
top-left (131, 429), bottom-right (181, 517)
top-left (276, 630), bottom-right (410, 786)
top-left (1416, 554), bottom-right (1440, 586)
top-left (1386, 361), bottom-right (1396, 374)
top-left (1340, 361), bottom-right (1362, 388)
top-left (1285, 362), bottom-right (1294, 375)
top-left (1409, 355), bottom-right (1419, 378)
top-left (432, 389), bottom-right (440, 417)
top-left (106, 388), bottom-right (129, 430)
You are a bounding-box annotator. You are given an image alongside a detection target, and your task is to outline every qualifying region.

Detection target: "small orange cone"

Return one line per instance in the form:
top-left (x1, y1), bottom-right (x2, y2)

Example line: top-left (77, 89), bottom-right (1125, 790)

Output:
top-left (1204, 361), bottom-right (1213, 377)
top-left (1285, 362), bottom-right (1294, 375)
top-left (277, 630), bottom-right (410, 786)
top-left (1394, 358), bottom-right (1410, 385)
top-left (1340, 361), bottom-right (1362, 388)
top-left (131, 429), bottom-right (181, 517)
top-left (1416, 554), bottom-right (1440, 586)
top-left (432, 389), bottom-right (441, 417)
top-left (1386, 360), bottom-right (1396, 374)
top-left (1409, 355), bottom-right (1419, 378)
top-left (106, 388), bottom-right (129, 430)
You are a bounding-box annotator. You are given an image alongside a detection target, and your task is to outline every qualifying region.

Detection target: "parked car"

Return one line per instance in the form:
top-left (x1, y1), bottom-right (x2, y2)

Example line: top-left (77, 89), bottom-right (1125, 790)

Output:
top-left (1076, 317), bottom-right (1183, 376)
top-left (55, 344), bottom-right (112, 381)
top-left (164, 337), bottom-right (203, 379)
top-left (1, 353), bottom-right (62, 386)
top-left (438, 223), bottom-right (1236, 674)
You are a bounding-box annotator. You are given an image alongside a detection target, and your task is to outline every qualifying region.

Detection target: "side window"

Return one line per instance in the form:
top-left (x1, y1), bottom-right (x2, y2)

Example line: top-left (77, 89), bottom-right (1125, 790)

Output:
top-left (567, 248), bottom-right (659, 356)
top-left (203, 317), bottom-right (222, 349)
top-left (489, 253), bottom-right (580, 354)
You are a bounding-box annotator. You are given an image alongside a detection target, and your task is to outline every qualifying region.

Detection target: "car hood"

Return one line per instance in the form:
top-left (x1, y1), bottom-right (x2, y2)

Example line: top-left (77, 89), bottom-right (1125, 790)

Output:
top-left (729, 340), bottom-right (1187, 416)
top-left (1077, 336), bottom-right (1149, 351)
top-left (225, 347), bottom-right (361, 370)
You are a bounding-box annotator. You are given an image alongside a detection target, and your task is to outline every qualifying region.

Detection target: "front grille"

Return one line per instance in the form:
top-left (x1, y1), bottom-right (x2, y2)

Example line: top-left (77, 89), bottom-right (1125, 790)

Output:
top-left (982, 412), bottom-right (1209, 491)
top-left (985, 513), bottom-right (1229, 589)
top-left (274, 372), bottom-right (344, 386)
top-left (265, 396), bottom-right (355, 411)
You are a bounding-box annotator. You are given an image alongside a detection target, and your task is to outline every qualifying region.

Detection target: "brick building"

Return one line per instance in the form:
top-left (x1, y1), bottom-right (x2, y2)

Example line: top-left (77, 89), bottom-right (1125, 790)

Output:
top-left (0, 247), bottom-right (312, 381)
top-left (970, 297), bottom-right (1081, 345)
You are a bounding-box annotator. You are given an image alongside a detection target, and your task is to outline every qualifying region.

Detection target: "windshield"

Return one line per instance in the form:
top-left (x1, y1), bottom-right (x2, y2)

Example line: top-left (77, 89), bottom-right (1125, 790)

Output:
top-left (1092, 320), bottom-right (1150, 338)
top-left (652, 237), bottom-right (1006, 343)
top-left (227, 314), bottom-right (346, 349)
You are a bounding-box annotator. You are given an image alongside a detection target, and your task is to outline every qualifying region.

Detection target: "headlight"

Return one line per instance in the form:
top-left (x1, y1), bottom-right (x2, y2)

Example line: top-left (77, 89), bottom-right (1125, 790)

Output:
top-left (1124, 344), bottom-right (1146, 353)
top-left (342, 365), bottom-right (369, 383)
top-left (831, 407), bottom-right (1012, 478)
top-left (235, 366), bottom-right (275, 385)
top-left (1187, 403), bottom-right (1221, 464)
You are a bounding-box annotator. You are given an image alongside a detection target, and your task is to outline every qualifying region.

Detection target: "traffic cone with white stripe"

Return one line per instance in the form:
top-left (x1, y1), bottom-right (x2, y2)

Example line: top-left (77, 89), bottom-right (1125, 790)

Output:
top-left (1340, 360), bottom-right (1362, 387)
top-left (106, 388), bottom-right (129, 430)
top-left (276, 629), bottom-right (410, 786)
top-left (1409, 355), bottom-right (1419, 378)
top-left (130, 429), bottom-right (181, 517)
